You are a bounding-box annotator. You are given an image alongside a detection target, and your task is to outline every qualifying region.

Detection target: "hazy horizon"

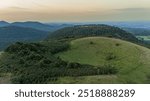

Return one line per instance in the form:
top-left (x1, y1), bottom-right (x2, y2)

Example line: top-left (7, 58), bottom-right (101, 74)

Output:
top-left (0, 0), bottom-right (150, 22)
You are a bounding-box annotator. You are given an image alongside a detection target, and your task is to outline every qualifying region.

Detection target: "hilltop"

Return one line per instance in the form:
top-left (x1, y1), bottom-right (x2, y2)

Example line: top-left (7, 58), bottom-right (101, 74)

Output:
top-left (48, 25), bottom-right (150, 48)
top-left (48, 25), bottom-right (139, 42)
top-left (57, 37), bottom-right (150, 83)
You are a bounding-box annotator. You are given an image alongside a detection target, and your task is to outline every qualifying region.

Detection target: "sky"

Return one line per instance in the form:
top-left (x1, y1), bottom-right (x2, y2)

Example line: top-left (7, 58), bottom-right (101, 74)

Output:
top-left (0, 0), bottom-right (150, 22)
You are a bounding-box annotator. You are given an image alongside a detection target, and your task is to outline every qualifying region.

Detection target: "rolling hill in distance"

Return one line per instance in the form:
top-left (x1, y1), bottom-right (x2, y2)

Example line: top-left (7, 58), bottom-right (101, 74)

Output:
top-left (122, 27), bottom-right (150, 43)
top-left (0, 24), bottom-right (150, 84)
top-left (98, 22), bottom-right (150, 29)
top-left (0, 21), bottom-right (73, 50)
top-left (0, 26), bottom-right (48, 50)
top-left (10, 21), bottom-right (55, 32)
top-left (48, 25), bottom-right (150, 48)
top-left (0, 21), bottom-right (10, 27)
top-left (48, 25), bottom-right (138, 42)
top-left (0, 21), bottom-right (73, 32)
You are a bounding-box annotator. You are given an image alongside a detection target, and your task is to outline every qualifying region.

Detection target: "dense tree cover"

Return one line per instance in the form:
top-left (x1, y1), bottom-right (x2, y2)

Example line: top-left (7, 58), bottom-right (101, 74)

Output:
top-left (48, 25), bottom-right (150, 48)
top-left (0, 41), bottom-right (118, 84)
top-left (40, 40), bottom-right (70, 54)
top-left (48, 25), bottom-right (139, 42)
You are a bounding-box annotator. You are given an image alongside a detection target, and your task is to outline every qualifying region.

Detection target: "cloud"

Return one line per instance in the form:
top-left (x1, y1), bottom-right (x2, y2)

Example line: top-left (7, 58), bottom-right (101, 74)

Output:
top-left (0, 6), bottom-right (30, 13)
top-left (8, 6), bottom-right (28, 10)
top-left (114, 8), bottom-right (150, 12)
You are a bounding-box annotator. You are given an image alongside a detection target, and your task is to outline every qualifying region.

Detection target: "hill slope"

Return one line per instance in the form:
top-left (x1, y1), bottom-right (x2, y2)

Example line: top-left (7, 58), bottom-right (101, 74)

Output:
top-left (0, 26), bottom-right (48, 50)
top-left (0, 21), bottom-right (72, 32)
top-left (0, 21), bottom-right (9, 27)
top-left (57, 37), bottom-right (150, 83)
top-left (10, 21), bottom-right (73, 32)
top-left (10, 21), bottom-right (56, 32)
top-left (48, 25), bottom-right (139, 42)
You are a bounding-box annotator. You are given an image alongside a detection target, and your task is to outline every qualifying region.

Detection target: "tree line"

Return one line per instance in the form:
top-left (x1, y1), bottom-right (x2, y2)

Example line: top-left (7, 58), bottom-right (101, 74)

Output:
top-left (0, 40), bottom-right (118, 84)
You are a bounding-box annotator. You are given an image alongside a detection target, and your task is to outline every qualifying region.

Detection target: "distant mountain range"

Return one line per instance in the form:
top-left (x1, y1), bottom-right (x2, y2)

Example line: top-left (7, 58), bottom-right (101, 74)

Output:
top-left (0, 26), bottom-right (48, 50)
top-left (97, 22), bottom-right (150, 29)
top-left (0, 21), bottom-right (9, 27)
top-left (0, 21), bottom-right (73, 32)
top-left (1, 21), bottom-right (150, 31)
top-left (0, 21), bottom-right (73, 50)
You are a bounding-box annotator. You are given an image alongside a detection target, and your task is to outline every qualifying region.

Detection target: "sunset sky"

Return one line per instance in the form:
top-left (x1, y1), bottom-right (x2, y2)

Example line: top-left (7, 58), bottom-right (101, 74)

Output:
top-left (0, 0), bottom-right (150, 22)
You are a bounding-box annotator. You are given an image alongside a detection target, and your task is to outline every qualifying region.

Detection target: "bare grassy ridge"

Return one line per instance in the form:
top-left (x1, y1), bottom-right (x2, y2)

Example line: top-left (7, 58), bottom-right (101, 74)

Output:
top-left (57, 37), bottom-right (150, 83)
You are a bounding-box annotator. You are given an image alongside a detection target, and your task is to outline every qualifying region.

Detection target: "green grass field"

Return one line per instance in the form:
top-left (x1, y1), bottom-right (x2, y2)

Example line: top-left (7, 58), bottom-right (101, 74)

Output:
top-left (136, 36), bottom-right (150, 41)
top-left (57, 37), bottom-right (150, 83)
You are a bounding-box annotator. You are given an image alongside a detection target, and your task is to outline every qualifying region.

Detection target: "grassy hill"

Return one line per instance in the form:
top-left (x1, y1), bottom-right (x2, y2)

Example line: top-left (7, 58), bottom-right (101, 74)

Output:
top-left (57, 37), bottom-right (150, 83)
top-left (0, 24), bottom-right (150, 84)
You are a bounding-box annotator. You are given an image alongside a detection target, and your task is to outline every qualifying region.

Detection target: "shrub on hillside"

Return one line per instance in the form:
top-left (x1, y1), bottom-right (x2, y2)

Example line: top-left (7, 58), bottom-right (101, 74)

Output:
top-left (105, 53), bottom-right (117, 61)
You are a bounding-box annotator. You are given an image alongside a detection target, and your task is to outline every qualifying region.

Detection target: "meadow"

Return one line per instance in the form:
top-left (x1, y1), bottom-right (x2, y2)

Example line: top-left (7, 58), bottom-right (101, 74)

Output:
top-left (57, 37), bottom-right (150, 83)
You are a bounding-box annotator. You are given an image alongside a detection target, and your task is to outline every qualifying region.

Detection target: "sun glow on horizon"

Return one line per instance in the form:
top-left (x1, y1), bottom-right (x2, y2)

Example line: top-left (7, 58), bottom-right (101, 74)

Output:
top-left (0, 0), bottom-right (150, 22)
top-left (0, 1), bottom-right (13, 8)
